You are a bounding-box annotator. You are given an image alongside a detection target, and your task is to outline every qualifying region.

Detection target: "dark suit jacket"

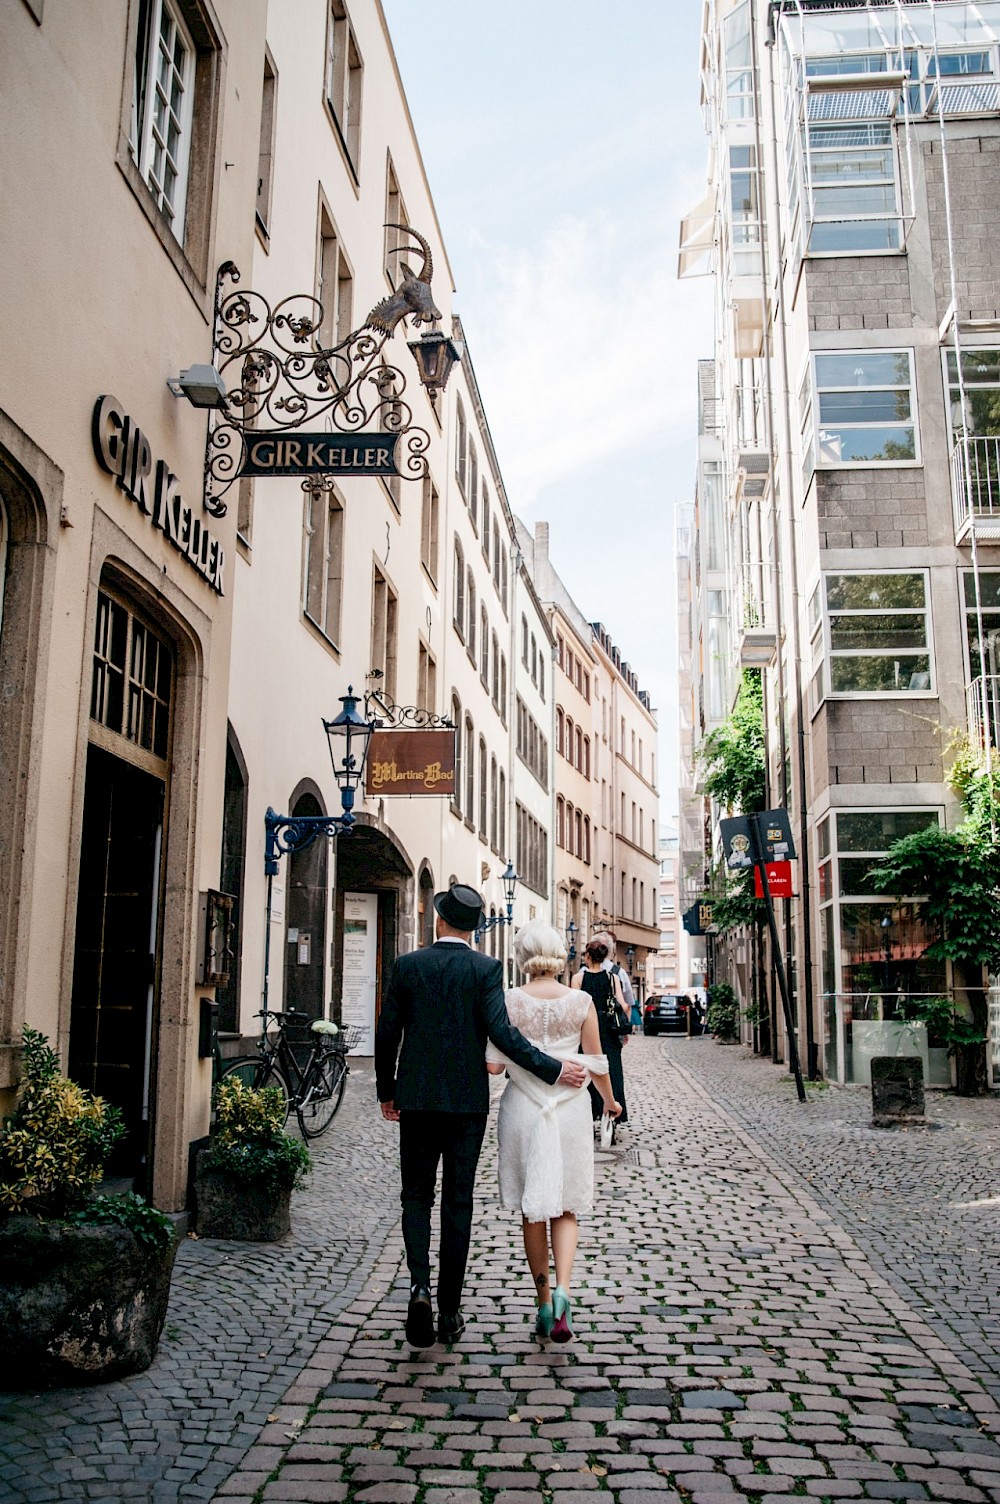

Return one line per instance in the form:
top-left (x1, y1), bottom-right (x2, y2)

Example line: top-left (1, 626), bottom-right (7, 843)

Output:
top-left (375, 941), bottom-right (563, 1113)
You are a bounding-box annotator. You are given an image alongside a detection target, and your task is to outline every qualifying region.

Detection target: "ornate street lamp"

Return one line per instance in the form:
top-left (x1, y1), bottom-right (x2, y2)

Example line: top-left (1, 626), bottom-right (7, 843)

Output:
top-left (477, 859), bottom-right (520, 938)
top-left (566, 919), bottom-right (578, 965)
top-left (408, 328), bottom-right (463, 407)
top-left (264, 687), bottom-right (376, 876)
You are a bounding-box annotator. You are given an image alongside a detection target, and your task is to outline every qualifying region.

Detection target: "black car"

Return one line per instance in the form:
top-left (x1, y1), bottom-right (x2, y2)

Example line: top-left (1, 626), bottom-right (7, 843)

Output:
top-left (643, 994), bottom-right (690, 1036)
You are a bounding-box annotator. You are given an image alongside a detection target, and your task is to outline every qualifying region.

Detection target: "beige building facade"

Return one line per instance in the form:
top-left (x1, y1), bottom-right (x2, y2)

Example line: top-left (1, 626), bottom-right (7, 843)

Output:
top-left (0, 0), bottom-right (266, 1207)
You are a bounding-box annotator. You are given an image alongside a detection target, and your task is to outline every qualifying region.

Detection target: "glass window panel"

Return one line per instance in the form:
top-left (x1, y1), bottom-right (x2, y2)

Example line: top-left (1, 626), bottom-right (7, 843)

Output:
top-left (811, 220), bottom-right (901, 252)
top-left (829, 612), bottom-right (926, 651)
top-left (820, 390), bottom-right (911, 424)
top-left (837, 856), bottom-right (889, 897)
top-left (826, 573), bottom-right (925, 610)
top-left (810, 147), bottom-right (894, 182)
top-left (815, 351), bottom-right (911, 388)
top-left (818, 426), bottom-right (915, 462)
top-left (813, 184), bottom-right (897, 216)
top-left (836, 810), bottom-right (939, 853)
top-left (830, 653), bottom-right (930, 692)
top-left (809, 122), bottom-right (892, 149)
top-left (963, 570), bottom-right (1000, 609)
top-left (840, 901), bottom-right (946, 999)
top-left (928, 51), bottom-right (992, 77)
top-left (806, 53), bottom-right (887, 76)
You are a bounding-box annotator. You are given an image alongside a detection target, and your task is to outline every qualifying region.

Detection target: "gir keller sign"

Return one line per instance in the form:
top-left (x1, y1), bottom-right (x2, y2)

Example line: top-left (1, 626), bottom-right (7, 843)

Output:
top-left (91, 396), bottom-right (226, 595)
top-left (239, 432), bottom-right (399, 478)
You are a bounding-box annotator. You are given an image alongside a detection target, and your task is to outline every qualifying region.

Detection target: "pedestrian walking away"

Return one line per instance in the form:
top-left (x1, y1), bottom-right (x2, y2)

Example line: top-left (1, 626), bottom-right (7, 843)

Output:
top-left (486, 921), bottom-right (621, 1343)
top-left (374, 883), bottom-right (587, 1350)
top-left (573, 938), bottom-right (630, 1132)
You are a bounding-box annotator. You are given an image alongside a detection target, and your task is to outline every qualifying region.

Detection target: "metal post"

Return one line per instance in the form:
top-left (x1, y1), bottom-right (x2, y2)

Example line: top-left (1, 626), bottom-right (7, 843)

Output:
top-left (749, 813), bottom-right (806, 1102)
top-left (262, 867), bottom-right (274, 1026)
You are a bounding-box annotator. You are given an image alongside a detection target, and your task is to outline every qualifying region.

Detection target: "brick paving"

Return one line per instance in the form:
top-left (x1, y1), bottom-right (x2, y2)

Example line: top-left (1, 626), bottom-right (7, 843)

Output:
top-left (3, 1038), bottom-right (1000, 1503)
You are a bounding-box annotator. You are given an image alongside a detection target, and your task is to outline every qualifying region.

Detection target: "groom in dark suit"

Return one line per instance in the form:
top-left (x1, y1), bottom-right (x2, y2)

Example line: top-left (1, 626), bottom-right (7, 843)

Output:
top-left (376, 882), bottom-right (586, 1347)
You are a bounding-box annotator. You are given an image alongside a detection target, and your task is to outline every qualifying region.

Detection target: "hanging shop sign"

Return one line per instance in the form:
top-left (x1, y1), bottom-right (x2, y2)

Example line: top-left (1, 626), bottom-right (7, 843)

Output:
top-left (682, 900), bottom-right (715, 936)
top-left (238, 432), bottom-right (399, 478)
top-left (755, 808), bottom-right (797, 862)
top-left (365, 728), bottom-right (456, 796)
top-left (91, 396), bottom-right (226, 595)
top-left (719, 815), bottom-right (753, 870)
top-left (754, 861), bottom-right (795, 899)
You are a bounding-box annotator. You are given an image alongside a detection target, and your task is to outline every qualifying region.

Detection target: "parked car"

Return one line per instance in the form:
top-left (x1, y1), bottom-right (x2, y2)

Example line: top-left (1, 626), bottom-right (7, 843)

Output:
top-left (643, 994), bottom-right (690, 1036)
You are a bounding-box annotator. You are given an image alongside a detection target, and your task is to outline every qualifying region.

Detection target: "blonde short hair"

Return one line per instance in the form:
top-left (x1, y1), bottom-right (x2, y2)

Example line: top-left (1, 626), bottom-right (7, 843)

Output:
top-left (514, 921), bottom-right (567, 978)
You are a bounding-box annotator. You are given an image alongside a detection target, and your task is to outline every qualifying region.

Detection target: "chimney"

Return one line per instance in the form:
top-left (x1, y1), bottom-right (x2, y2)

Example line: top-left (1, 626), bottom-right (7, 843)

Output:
top-left (534, 521), bottom-right (549, 562)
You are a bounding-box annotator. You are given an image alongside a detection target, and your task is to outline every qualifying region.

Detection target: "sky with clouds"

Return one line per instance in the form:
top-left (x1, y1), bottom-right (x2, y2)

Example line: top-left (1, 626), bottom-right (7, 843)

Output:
top-left (381, 1), bottom-right (715, 816)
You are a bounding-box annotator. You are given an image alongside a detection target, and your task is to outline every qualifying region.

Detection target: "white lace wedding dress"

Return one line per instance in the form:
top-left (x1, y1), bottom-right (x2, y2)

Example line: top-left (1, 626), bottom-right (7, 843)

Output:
top-left (487, 986), bottom-right (608, 1223)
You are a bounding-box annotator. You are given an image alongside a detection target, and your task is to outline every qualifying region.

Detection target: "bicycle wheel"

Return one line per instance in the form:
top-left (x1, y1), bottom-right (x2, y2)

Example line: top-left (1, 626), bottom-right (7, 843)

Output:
top-left (218, 1057), bottom-right (292, 1126)
top-left (296, 1051), bottom-right (348, 1139)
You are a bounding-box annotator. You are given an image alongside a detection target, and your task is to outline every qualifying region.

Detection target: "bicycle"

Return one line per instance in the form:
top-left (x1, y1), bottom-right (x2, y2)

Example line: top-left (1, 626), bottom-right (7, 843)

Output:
top-left (219, 1011), bottom-right (362, 1140)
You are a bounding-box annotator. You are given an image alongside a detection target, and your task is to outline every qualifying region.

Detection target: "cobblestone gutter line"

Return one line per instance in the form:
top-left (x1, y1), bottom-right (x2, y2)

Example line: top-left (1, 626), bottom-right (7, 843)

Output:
top-left (212, 1041), bottom-right (1000, 1504)
top-left (0, 1067), bottom-right (398, 1504)
top-left (666, 1039), bottom-right (1000, 1408)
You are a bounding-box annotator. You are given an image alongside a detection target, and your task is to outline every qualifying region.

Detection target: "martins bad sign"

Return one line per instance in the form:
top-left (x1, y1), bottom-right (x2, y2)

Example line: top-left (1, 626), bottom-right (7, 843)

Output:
top-left (239, 432), bottom-right (398, 478)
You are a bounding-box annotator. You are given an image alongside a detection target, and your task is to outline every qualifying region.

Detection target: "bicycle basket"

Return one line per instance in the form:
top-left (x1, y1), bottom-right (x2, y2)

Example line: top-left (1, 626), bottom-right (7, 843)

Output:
top-left (336, 1024), bottom-right (366, 1053)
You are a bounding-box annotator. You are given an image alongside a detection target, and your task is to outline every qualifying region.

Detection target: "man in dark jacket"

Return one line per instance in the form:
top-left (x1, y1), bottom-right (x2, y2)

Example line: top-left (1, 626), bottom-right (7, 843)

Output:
top-left (376, 882), bottom-right (586, 1347)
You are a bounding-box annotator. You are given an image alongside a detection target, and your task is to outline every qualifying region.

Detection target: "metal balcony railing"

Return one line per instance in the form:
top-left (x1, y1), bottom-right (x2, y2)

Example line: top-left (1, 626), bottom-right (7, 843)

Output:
top-left (733, 565), bottom-right (777, 669)
top-left (951, 435), bottom-right (1000, 541)
top-left (966, 675), bottom-right (1000, 751)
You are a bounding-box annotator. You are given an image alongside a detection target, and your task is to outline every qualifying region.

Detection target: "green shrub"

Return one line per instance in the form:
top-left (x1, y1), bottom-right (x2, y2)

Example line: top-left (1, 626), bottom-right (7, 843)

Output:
top-left (0, 1028), bottom-right (125, 1217)
top-left (64, 1191), bottom-right (174, 1252)
top-left (204, 1078), bottom-right (310, 1192)
top-left (707, 983), bottom-right (741, 1042)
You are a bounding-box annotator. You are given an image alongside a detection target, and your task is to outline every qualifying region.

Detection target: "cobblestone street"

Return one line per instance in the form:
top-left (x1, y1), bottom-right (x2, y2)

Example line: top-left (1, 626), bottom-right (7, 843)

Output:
top-left (3, 1037), bottom-right (1000, 1504)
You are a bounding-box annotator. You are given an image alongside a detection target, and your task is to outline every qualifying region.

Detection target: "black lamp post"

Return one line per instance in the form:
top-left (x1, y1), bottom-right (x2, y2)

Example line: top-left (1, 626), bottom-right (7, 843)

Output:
top-left (264, 687), bottom-right (375, 875)
top-left (477, 859), bottom-right (520, 938)
top-left (566, 919), bottom-right (578, 966)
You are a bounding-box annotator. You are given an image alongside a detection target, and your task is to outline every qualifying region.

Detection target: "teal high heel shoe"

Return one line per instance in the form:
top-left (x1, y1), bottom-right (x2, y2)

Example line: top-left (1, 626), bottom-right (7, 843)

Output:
top-left (534, 1301), bottom-right (554, 1339)
top-left (551, 1286), bottom-right (573, 1343)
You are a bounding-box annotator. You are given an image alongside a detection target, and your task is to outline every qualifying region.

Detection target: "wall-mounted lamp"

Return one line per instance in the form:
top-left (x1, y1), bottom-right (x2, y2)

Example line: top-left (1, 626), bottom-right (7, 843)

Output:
top-left (408, 328), bottom-right (463, 406)
top-left (166, 363), bottom-right (228, 409)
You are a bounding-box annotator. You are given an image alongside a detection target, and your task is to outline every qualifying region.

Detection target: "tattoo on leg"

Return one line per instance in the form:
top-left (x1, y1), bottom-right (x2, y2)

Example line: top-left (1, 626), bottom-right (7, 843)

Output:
top-left (535, 1272), bottom-right (550, 1290)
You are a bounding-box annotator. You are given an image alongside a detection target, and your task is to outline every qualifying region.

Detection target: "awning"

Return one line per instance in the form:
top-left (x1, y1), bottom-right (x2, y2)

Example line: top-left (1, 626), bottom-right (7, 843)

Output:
top-left (678, 190), bottom-right (717, 280)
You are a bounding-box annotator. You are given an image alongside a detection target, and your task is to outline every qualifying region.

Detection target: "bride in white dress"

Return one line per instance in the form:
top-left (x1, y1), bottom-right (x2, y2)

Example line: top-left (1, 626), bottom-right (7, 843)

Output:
top-left (486, 921), bottom-right (621, 1342)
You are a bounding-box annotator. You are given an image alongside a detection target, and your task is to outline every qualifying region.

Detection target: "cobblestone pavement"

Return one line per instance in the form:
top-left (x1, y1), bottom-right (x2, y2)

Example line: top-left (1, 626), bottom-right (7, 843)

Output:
top-left (0, 1061), bottom-right (399, 1503)
top-left (208, 1037), bottom-right (1000, 1504)
top-left (4, 1039), bottom-right (1000, 1503)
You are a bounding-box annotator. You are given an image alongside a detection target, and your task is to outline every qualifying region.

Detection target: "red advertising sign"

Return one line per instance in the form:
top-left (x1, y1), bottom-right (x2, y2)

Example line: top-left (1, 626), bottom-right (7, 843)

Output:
top-left (754, 860), bottom-right (794, 899)
top-left (365, 728), bottom-right (456, 796)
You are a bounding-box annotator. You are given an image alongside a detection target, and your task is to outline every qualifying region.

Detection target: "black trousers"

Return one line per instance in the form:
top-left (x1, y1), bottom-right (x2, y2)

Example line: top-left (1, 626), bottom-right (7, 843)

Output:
top-left (398, 1110), bottom-right (487, 1315)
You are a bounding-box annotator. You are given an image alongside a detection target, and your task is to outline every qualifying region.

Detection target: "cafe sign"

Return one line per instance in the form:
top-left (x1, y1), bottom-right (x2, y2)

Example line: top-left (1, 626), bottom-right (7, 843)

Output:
top-left (365, 728), bottom-right (455, 797)
top-left (239, 432), bottom-right (398, 478)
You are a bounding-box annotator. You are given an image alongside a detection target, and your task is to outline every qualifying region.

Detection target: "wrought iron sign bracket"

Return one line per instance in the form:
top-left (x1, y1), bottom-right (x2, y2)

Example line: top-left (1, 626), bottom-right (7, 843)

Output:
top-left (203, 224), bottom-right (445, 517)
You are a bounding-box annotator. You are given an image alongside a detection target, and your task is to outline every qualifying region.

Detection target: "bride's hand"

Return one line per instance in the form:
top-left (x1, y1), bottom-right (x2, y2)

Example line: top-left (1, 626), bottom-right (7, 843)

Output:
top-left (607, 1100), bottom-right (623, 1118)
top-left (486, 1061), bottom-right (506, 1076)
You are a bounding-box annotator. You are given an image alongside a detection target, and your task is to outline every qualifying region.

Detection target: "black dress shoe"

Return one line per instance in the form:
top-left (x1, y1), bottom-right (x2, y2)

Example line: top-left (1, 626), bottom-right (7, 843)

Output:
top-left (437, 1309), bottom-right (465, 1344)
top-left (405, 1286), bottom-right (435, 1348)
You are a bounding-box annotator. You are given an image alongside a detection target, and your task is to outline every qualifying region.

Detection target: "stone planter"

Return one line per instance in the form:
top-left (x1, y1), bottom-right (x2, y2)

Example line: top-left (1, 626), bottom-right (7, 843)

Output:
top-left (0, 1214), bottom-right (178, 1389)
top-left (194, 1152), bottom-right (291, 1240)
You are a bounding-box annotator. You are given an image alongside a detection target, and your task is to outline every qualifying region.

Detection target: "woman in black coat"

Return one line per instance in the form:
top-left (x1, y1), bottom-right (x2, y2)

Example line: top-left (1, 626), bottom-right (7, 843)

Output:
top-left (571, 940), bottom-right (629, 1129)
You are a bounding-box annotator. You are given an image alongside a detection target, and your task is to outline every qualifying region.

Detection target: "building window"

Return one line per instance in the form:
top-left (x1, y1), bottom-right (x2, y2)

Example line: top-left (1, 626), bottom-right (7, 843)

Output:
top-left (453, 539), bottom-right (465, 637)
top-left (469, 444), bottom-right (479, 529)
top-left (491, 632), bottom-right (500, 707)
top-left (91, 590), bottom-right (172, 759)
top-left (556, 796), bottom-right (565, 849)
top-left (324, 0), bottom-right (363, 175)
top-left (371, 565), bottom-right (398, 700)
top-left (303, 485), bottom-right (344, 646)
top-left (467, 572), bottom-right (477, 659)
top-left (521, 615), bottom-right (528, 665)
top-left (575, 726), bottom-right (582, 771)
top-left (131, 0), bottom-right (196, 235)
top-left (456, 398), bottom-right (468, 493)
top-left (482, 490), bottom-right (491, 563)
top-left (556, 708), bottom-right (564, 755)
top-left (490, 756), bottom-right (498, 850)
top-left (451, 694), bottom-right (462, 817)
top-left (515, 801), bottom-right (548, 898)
top-left (317, 207), bottom-right (354, 348)
top-left (464, 717), bottom-right (475, 819)
top-left (417, 641), bottom-right (436, 714)
top-left (480, 606), bottom-right (489, 685)
top-left (420, 474), bottom-right (439, 584)
top-left (584, 817), bottom-right (591, 865)
top-left (825, 571), bottom-right (932, 695)
top-left (256, 51), bottom-right (278, 242)
top-left (583, 736), bottom-right (591, 780)
top-left (813, 350), bottom-right (917, 465)
top-left (501, 549), bottom-right (508, 613)
top-left (500, 655), bottom-right (507, 724)
top-left (530, 635), bottom-right (538, 685)
top-left (539, 655), bottom-right (545, 702)
top-left (499, 770), bottom-right (506, 855)
top-left (384, 163), bottom-right (408, 285)
top-left (494, 522), bottom-right (502, 587)
top-left (479, 736), bottom-right (488, 838)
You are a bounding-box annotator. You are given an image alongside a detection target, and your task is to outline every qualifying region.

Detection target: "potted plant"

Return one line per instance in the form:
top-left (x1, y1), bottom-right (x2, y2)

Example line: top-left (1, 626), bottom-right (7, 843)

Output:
top-left (194, 1077), bottom-right (310, 1241)
top-left (0, 1029), bottom-right (177, 1389)
top-left (706, 982), bottom-right (741, 1042)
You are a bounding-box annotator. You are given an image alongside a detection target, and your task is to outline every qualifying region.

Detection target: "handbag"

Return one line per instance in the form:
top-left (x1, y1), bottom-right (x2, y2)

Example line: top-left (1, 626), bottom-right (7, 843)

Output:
top-left (599, 1112), bottom-right (615, 1149)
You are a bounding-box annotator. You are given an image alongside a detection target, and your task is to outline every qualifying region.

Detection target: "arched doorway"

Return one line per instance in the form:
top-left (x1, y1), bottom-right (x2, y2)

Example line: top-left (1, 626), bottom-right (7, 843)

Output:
top-left (332, 821), bottom-right (414, 1039)
top-left (69, 582), bottom-right (173, 1186)
top-left (283, 787), bottom-right (328, 1020)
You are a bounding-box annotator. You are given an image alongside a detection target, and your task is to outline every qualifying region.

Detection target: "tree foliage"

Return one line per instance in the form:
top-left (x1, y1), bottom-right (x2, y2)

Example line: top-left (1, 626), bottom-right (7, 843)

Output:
top-left (699, 670), bottom-right (766, 815)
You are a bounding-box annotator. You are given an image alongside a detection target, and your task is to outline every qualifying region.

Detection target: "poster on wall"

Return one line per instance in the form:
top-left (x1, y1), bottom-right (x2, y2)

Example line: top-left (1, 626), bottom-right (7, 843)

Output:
top-left (341, 892), bottom-right (378, 1056)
